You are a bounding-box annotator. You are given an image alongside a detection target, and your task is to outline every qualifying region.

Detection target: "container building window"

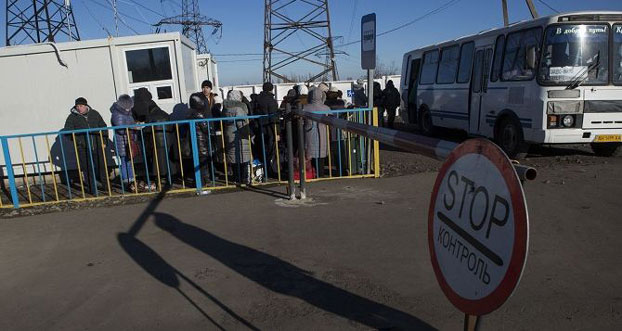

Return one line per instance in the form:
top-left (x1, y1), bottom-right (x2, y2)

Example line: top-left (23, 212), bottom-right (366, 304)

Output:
top-left (126, 47), bottom-right (173, 83)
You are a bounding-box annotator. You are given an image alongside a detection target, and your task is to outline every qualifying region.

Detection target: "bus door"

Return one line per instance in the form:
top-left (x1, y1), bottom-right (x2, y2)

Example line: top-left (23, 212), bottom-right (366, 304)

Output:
top-left (470, 47), bottom-right (493, 134)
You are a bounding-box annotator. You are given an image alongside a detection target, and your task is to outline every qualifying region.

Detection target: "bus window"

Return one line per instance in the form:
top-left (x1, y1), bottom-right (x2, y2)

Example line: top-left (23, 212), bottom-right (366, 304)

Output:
top-left (502, 27), bottom-right (542, 81)
top-left (539, 24), bottom-right (609, 85)
top-left (613, 24), bottom-right (622, 84)
top-left (491, 35), bottom-right (505, 82)
top-left (437, 45), bottom-right (460, 84)
top-left (457, 42), bottom-right (475, 83)
top-left (420, 50), bottom-right (439, 85)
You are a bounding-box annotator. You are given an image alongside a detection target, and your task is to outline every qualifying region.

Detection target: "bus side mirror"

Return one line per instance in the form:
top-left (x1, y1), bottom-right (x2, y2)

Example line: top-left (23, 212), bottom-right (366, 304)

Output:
top-left (525, 46), bottom-right (537, 70)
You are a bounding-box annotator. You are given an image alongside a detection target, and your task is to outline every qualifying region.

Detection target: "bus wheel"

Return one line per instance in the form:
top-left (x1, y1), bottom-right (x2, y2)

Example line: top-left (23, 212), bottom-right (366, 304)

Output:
top-left (418, 109), bottom-right (435, 136)
top-left (591, 143), bottom-right (621, 157)
top-left (495, 117), bottom-right (528, 159)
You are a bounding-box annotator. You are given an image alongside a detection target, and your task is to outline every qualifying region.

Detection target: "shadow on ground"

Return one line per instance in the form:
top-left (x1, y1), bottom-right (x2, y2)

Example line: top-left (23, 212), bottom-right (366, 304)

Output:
top-left (117, 189), bottom-right (436, 330)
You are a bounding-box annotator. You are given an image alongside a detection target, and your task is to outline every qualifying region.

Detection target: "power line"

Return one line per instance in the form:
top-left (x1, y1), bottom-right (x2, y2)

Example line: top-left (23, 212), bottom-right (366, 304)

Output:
top-left (79, 0), bottom-right (113, 37)
top-left (104, 0), bottom-right (141, 34)
top-left (90, 0), bottom-right (153, 26)
top-left (124, 0), bottom-right (166, 18)
top-left (537, 0), bottom-right (560, 14)
top-left (345, 0), bottom-right (358, 48)
top-left (220, 0), bottom-right (463, 63)
top-left (337, 0), bottom-right (463, 48)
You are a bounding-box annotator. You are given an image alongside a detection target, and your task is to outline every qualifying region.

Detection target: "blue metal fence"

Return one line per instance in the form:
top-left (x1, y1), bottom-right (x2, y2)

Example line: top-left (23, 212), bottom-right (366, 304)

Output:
top-left (0, 108), bottom-right (377, 209)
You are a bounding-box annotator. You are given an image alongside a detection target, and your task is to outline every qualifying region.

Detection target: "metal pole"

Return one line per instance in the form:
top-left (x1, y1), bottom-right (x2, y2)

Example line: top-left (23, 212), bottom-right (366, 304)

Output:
top-left (502, 0), bottom-right (509, 27)
top-left (367, 69), bottom-right (374, 110)
top-left (285, 103), bottom-right (296, 200)
top-left (525, 0), bottom-right (539, 19)
top-left (464, 314), bottom-right (482, 331)
top-left (297, 116), bottom-right (306, 199)
top-left (366, 69), bottom-right (375, 174)
top-left (189, 122), bottom-right (203, 193)
top-left (1, 137), bottom-right (21, 208)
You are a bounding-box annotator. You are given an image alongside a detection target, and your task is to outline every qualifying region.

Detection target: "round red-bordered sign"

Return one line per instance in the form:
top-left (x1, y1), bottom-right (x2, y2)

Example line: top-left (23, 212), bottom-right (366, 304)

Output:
top-left (428, 139), bottom-right (529, 316)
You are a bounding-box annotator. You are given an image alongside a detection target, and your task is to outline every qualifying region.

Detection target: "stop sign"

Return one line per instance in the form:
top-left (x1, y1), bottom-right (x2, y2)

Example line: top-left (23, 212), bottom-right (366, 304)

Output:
top-left (428, 139), bottom-right (529, 316)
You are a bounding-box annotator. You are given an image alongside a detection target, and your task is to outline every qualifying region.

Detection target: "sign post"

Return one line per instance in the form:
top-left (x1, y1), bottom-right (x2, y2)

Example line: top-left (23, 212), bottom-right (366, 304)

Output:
top-left (361, 13), bottom-right (376, 109)
top-left (428, 139), bottom-right (529, 329)
top-left (361, 13), bottom-right (376, 174)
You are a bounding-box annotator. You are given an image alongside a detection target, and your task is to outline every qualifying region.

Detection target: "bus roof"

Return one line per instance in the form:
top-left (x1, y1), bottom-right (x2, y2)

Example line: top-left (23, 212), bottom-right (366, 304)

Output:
top-left (403, 10), bottom-right (622, 56)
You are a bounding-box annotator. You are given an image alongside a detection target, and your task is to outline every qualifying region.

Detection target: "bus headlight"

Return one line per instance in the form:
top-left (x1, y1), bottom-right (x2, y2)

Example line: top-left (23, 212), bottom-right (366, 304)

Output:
top-left (562, 115), bottom-right (575, 128)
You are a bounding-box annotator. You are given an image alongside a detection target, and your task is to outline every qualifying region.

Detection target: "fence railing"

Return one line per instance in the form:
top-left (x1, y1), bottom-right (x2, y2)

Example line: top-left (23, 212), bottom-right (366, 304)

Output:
top-left (0, 108), bottom-right (380, 209)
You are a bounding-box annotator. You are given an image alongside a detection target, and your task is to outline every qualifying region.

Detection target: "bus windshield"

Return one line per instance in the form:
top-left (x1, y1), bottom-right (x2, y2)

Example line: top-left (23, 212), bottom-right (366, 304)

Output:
top-left (614, 24), bottom-right (622, 84)
top-left (539, 24), bottom-right (609, 85)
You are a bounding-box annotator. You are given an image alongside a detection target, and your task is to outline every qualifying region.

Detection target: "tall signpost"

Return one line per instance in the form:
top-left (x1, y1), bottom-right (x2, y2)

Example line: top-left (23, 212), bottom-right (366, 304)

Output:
top-left (361, 13), bottom-right (376, 174)
top-left (361, 13), bottom-right (376, 109)
top-left (428, 139), bottom-right (530, 330)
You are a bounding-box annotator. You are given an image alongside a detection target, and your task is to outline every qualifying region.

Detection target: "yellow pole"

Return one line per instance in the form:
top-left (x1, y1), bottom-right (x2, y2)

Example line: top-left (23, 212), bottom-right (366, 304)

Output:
top-left (45, 135), bottom-right (60, 201)
top-left (18, 137), bottom-right (33, 204)
top-left (126, 128), bottom-right (138, 193)
top-left (247, 122), bottom-right (254, 184)
top-left (175, 124), bottom-right (185, 189)
top-left (71, 133), bottom-right (86, 199)
top-left (373, 107), bottom-right (380, 178)
top-left (99, 131), bottom-right (112, 196)
top-left (274, 123), bottom-right (281, 182)
top-left (220, 120), bottom-right (228, 186)
top-left (151, 126), bottom-right (162, 191)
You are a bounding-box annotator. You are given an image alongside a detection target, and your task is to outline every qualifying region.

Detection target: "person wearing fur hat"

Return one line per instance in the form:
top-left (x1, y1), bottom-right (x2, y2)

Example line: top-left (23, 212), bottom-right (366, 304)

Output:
top-left (64, 97), bottom-right (108, 195)
top-left (111, 94), bottom-right (138, 192)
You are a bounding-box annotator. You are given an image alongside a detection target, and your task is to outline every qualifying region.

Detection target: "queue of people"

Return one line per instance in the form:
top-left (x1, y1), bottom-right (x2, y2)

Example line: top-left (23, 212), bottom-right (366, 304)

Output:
top-left (63, 79), bottom-right (398, 194)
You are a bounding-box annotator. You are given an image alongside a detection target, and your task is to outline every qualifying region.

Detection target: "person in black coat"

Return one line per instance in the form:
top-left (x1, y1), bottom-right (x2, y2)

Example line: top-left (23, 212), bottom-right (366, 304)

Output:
top-left (198, 80), bottom-right (222, 119)
top-left (132, 88), bottom-right (173, 190)
top-left (187, 92), bottom-right (214, 186)
top-left (254, 82), bottom-right (280, 177)
top-left (63, 97), bottom-right (108, 195)
top-left (383, 80), bottom-right (401, 129)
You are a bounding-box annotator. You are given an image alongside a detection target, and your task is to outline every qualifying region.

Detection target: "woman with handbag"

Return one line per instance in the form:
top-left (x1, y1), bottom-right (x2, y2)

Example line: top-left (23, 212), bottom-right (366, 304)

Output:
top-left (112, 94), bottom-right (140, 192)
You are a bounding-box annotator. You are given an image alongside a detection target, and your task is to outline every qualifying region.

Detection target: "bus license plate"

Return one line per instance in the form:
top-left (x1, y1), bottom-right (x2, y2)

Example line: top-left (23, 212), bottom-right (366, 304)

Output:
top-left (593, 134), bottom-right (622, 143)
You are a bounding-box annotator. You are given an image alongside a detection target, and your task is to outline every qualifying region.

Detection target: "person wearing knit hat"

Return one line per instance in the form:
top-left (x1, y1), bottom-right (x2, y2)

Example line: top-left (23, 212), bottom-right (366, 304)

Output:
top-left (262, 81), bottom-right (274, 92)
top-left (198, 79), bottom-right (222, 118)
top-left (111, 94), bottom-right (138, 192)
top-left (64, 96), bottom-right (108, 195)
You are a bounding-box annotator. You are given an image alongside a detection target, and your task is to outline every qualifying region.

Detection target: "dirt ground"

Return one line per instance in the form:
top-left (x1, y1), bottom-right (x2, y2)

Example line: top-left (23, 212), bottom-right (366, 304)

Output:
top-left (0, 123), bottom-right (621, 330)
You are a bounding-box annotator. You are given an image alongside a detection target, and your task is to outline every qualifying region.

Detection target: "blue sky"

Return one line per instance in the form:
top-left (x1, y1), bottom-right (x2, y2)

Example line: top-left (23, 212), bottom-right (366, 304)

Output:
top-left (3, 0), bottom-right (622, 85)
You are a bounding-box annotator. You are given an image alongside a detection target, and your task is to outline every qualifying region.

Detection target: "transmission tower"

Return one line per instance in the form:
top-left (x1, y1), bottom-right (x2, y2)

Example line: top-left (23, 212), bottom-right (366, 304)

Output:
top-left (154, 0), bottom-right (222, 54)
top-left (263, 0), bottom-right (339, 83)
top-left (6, 0), bottom-right (80, 46)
